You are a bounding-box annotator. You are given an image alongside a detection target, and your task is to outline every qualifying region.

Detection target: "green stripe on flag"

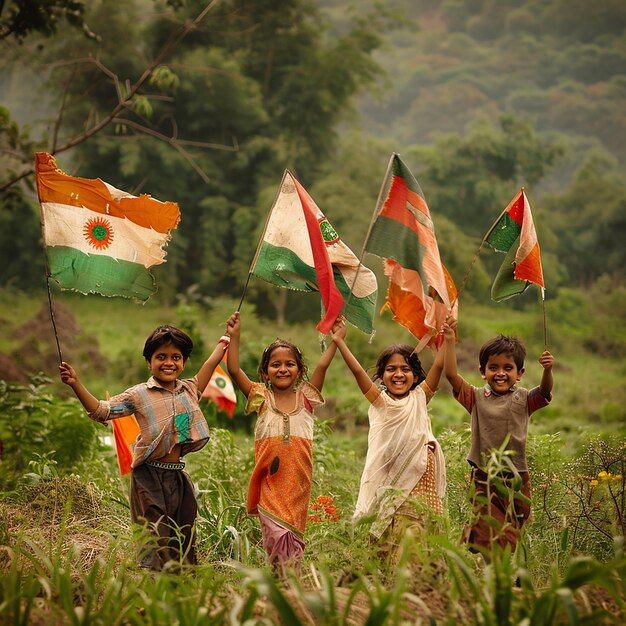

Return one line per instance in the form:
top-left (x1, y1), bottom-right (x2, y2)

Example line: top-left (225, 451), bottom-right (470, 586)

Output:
top-left (486, 213), bottom-right (522, 253)
top-left (366, 216), bottom-right (427, 279)
top-left (392, 155), bottom-right (425, 198)
top-left (253, 242), bottom-right (376, 333)
top-left (47, 246), bottom-right (157, 301)
top-left (491, 237), bottom-right (530, 301)
top-left (252, 241), bottom-right (318, 292)
top-left (333, 269), bottom-right (376, 334)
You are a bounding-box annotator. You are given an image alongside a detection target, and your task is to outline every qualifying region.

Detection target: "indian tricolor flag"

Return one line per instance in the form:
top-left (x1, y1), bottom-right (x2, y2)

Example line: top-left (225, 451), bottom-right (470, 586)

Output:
top-left (251, 170), bottom-right (378, 335)
top-left (485, 188), bottom-right (544, 301)
top-left (35, 152), bottom-right (180, 301)
top-left (202, 358), bottom-right (237, 417)
top-left (365, 154), bottom-right (456, 349)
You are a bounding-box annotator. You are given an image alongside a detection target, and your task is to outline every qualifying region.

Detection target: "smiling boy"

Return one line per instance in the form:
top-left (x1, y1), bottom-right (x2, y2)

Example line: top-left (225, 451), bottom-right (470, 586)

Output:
top-left (60, 325), bottom-right (229, 570)
top-left (445, 334), bottom-right (554, 554)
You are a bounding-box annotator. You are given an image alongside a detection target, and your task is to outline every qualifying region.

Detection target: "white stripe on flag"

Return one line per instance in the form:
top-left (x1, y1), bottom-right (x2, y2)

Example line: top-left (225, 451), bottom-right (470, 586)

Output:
top-left (42, 202), bottom-right (171, 268)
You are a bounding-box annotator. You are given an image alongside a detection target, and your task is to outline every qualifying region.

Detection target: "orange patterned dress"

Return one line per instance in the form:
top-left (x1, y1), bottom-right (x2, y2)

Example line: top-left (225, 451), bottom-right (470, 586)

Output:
top-left (245, 382), bottom-right (323, 538)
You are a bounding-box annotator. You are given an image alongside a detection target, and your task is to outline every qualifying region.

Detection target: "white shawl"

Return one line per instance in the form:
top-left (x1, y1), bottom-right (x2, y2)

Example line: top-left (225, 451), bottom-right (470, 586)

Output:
top-left (354, 383), bottom-right (446, 538)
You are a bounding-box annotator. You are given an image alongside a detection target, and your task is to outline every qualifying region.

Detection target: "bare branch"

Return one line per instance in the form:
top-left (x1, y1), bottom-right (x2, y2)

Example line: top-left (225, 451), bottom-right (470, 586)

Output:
top-left (111, 117), bottom-right (239, 151)
top-left (2, 0), bottom-right (222, 191)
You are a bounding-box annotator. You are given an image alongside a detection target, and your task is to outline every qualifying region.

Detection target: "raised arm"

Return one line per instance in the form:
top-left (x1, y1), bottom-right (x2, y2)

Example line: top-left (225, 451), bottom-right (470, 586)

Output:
top-left (310, 316), bottom-right (344, 392)
top-left (538, 350), bottom-right (554, 398)
top-left (225, 312), bottom-right (253, 397)
top-left (195, 335), bottom-right (231, 393)
top-left (59, 362), bottom-right (100, 414)
top-left (443, 316), bottom-right (463, 394)
top-left (424, 317), bottom-right (456, 392)
top-left (329, 320), bottom-right (373, 395)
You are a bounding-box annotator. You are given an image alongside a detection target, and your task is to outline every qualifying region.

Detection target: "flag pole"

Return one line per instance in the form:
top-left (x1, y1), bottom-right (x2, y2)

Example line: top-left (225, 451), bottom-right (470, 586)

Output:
top-left (35, 157), bottom-right (64, 364)
top-left (237, 170), bottom-right (290, 312)
top-left (45, 274), bottom-right (64, 364)
top-left (343, 152), bottom-right (396, 312)
top-left (541, 288), bottom-right (548, 351)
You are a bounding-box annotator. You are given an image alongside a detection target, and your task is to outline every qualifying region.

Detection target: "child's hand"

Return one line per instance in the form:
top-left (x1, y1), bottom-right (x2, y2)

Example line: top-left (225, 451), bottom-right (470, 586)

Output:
top-left (330, 316), bottom-right (347, 342)
top-left (226, 312), bottom-right (241, 338)
top-left (59, 362), bottom-right (78, 386)
top-left (218, 335), bottom-right (230, 350)
top-left (441, 314), bottom-right (457, 339)
top-left (539, 351), bottom-right (554, 370)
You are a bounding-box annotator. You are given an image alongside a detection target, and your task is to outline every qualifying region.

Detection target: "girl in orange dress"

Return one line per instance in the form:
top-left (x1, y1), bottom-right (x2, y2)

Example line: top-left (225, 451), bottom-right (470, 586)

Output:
top-left (226, 311), bottom-right (343, 572)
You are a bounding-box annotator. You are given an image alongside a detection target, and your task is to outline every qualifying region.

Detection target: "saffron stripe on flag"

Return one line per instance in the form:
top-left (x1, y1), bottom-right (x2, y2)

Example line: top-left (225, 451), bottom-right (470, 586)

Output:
top-left (35, 153), bottom-right (179, 233)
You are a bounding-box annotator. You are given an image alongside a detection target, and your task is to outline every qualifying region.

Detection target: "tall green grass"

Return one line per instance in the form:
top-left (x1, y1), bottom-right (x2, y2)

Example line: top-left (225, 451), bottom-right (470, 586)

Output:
top-left (1, 288), bottom-right (625, 622)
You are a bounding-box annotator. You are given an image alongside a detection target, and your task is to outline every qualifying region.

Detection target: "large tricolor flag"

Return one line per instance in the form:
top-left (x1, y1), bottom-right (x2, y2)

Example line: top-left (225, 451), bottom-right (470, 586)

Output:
top-left (485, 188), bottom-right (544, 302)
top-left (35, 152), bottom-right (180, 301)
top-left (202, 357), bottom-right (237, 417)
top-left (365, 154), bottom-right (456, 350)
top-left (251, 170), bottom-right (378, 335)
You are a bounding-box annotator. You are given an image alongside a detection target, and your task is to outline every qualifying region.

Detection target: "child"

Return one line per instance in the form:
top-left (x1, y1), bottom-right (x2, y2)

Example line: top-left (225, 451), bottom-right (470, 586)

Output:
top-left (59, 325), bottom-right (230, 571)
top-left (225, 311), bottom-right (341, 573)
top-left (330, 316), bottom-right (456, 542)
top-left (444, 333), bottom-right (554, 554)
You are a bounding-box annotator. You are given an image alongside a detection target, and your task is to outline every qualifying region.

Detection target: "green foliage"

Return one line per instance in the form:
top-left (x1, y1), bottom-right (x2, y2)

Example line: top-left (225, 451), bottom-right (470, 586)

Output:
top-left (534, 436), bottom-right (626, 563)
top-left (0, 0), bottom-right (86, 42)
top-left (0, 374), bottom-right (101, 488)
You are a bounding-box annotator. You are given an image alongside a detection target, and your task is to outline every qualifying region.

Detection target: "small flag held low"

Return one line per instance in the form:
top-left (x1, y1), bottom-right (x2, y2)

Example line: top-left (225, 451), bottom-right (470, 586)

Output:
top-left (35, 152), bottom-right (180, 301)
top-left (485, 188), bottom-right (544, 301)
top-left (202, 356), bottom-right (237, 417)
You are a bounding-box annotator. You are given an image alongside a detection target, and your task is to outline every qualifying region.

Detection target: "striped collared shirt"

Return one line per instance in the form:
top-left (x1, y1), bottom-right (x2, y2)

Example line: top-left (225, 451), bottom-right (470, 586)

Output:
top-left (89, 376), bottom-right (210, 468)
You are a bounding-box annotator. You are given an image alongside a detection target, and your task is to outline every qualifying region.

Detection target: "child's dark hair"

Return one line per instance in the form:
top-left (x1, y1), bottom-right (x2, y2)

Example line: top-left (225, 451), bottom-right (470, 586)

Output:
top-left (258, 339), bottom-right (307, 380)
top-left (143, 326), bottom-right (194, 361)
top-left (479, 335), bottom-right (526, 371)
top-left (373, 344), bottom-right (426, 388)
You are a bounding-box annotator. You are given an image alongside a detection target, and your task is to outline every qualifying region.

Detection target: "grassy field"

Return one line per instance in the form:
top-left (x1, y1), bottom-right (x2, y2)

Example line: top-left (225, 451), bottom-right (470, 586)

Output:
top-left (1, 286), bottom-right (625, 623)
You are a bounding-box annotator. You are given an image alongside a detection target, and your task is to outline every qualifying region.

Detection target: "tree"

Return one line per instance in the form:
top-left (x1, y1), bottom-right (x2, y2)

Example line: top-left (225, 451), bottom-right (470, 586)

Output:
top-left (542, 149), bottom-right (626, 288)
top-left (0, 0), bottom-right (87, 41)
top-left (409, 115), bottom-right (565, 238)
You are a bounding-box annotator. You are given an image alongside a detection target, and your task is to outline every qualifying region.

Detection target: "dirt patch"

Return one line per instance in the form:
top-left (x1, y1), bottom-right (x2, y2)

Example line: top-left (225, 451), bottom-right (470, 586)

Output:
top-left (3, 301), bottom-right (108, 382)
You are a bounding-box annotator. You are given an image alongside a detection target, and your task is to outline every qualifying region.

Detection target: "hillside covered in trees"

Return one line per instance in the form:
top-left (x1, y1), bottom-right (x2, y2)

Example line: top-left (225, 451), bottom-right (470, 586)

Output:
top-left (1, 0), bottom-right (625, 330)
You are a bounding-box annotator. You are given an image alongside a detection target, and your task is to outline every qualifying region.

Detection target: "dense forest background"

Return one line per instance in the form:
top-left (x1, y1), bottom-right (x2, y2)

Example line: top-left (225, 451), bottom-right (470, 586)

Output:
top-left (2, 0), bottom-right (625, 315)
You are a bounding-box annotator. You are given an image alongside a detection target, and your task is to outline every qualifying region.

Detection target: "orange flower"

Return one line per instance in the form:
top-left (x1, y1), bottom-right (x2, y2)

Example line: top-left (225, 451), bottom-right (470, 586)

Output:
top-left (308, 495), bottom-right (340, 522)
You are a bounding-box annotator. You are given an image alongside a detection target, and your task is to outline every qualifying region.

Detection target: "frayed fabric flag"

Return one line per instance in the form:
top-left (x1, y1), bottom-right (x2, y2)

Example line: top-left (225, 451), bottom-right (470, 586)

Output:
top-left (366, 154), bottom-right (456, 349)
top-left (485, 188), bottom-right (544, 301)
top-left (35, 152), bottom-right (180, 301)
top-left (106, 391), bottom-right (140, 476)
top-left (251, 170), bottom-right (378, 335)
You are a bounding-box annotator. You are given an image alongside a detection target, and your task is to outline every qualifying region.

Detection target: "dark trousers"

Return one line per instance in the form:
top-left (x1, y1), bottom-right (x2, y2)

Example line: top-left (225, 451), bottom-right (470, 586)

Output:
top-left (130, 463), bottom-right (198, 570)
top-left (462, 466), bottom-right (531, 554)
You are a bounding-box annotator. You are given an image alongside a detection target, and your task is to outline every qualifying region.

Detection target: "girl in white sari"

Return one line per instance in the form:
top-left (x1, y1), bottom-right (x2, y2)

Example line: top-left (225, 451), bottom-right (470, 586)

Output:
top-left (331, 317), bottom-right (456, 540)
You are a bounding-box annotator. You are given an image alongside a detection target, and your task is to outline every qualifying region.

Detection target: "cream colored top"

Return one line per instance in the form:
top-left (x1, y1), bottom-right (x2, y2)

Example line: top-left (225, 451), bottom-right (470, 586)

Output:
top-left (354, 381), bottom-right (446, 538)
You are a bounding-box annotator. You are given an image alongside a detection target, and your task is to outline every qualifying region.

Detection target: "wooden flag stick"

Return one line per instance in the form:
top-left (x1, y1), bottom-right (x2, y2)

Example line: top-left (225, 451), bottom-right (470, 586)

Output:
top-left (45, 274), bottom-right (64, 364)
top-left (35, 157), bottom-right (64, 364)
top-left (541, 288), bottom-right (548, 351)
top-left (236, 170), bottom-right (290, 312)
top-left (236, 272), bottom-right (253, 313)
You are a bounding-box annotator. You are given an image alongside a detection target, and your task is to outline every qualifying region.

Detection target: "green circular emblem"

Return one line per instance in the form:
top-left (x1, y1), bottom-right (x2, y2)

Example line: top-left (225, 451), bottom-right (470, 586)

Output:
top-left (320, 219), bottom-right (338, 243)
top-left (215, 378), bottom-right (226, 389)
top-left (91, 224), bottom-right (108, 241)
